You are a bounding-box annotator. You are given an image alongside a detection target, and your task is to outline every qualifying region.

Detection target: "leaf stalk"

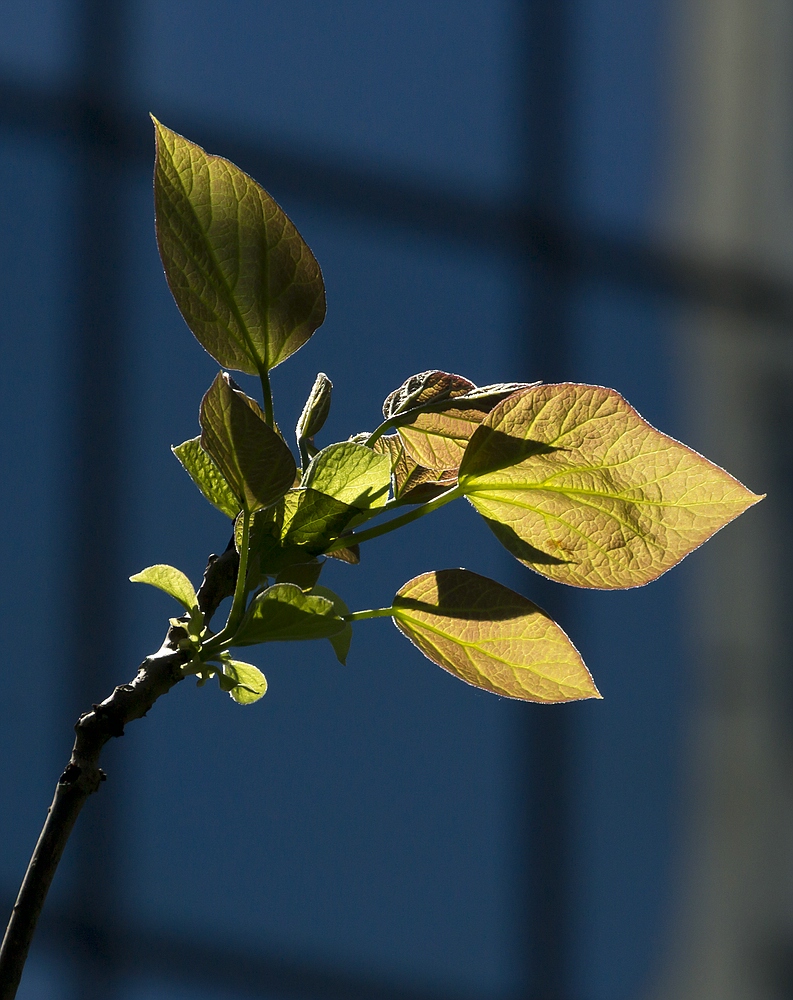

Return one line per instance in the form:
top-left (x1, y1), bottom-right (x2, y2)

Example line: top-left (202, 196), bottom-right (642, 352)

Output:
top-left (325, 483), bottom-right (464, 552)
top-left (344, 607), bottom-right (394, 622)
top-left (259, 366), bottom-right (275, 427)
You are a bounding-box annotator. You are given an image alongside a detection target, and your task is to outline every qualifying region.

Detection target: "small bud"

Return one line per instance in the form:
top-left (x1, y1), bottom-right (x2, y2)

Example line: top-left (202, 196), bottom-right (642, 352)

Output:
top-left (296, 372), bottom-right (332, 466)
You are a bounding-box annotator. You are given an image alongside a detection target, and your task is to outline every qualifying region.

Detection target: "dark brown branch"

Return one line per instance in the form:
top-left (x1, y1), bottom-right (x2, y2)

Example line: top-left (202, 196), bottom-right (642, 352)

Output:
top-left (0, 547), bottom-right (238, 999)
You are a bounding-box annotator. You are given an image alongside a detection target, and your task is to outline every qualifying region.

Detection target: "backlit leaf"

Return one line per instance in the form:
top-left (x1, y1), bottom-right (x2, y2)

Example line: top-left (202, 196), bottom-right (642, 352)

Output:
top-left (392, 569), bottom-right (598, 702)
top-left (172, 436), bottom-right (241, 519)
top-left (233, 583), bottom-right (346, 645)
top-left (238, 489), bottom-right (360, 579)
top-left (383, 370), bottom-right (475, 419)
top-left (281, 488), bottom-right (361, 548)
top-left (275, 560), bottom-right (324, 591)
top-left (312, 585), bottom-right (353, 665)
top-left (153, 119), bottom-right (326, 373)
top-left (130, 564), bottom-right (198, 612)
top-left (374, 435), bottom-right (457, 504)
top-left (384, 373), bottom-right (535, 472)
top-left (459, 383), bottom-right (764, 589)
top-left (219, 658), bottom-right (268, 704)
top-left (325, 541), bottom-right (360, 565)
top-left (200, 372), bottom-right (296, 511)
top-left (303, 442), bottom-right (391, 509)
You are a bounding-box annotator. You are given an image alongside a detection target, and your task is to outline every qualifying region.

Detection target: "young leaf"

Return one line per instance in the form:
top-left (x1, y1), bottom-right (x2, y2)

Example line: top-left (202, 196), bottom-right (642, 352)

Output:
top-left (392, 569), bottom-right (598, 703)
top-left (172, 436), bottom-right (241, 519)
top-left (383, 370), bottom-right (475, 419)
top-left (219, 658), bottom-right (268, 704)
top-left (200, 372), bottom-right (296, 511)
top-left (325, 540), bottom-right (361, 565)
top-left (374, 434), bottom-right (458, 504)
top-left (384, 373), bottom-right (535, 472)
top-left (296, 372), bottom-right (332, 467)
top-left (130, 564), bottom-right (198, 612)
top-left (281, 488), bottom-right (361, 548)
top-left (233, 583), bottom-right (346, 645)
top-left (458, 384), bottom-right (764, 589)
top-left (153, 118), bottom-right (326, 374)
top-left (312, 585), bottom-right (353, 665)
top-left (303, 442), bottom-right (391, 509)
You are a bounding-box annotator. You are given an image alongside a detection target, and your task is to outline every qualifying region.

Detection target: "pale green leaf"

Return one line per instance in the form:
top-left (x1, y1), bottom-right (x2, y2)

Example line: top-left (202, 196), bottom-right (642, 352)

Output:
top-left (280, 488), bottom-right (361, 548)
top-left (392, 569), bottom-right (598, 703)
top-left (130, 564), bottom-right (198, 612)
top-left (200, 372), bottom-right (296, 511)
top-left (221, 658), bottom-right (268, 704)
top-left (153, 119), bottom-right (326, 373)
top-left (233, 583), bottom-right (346, 645)
top-left (172, 436), bottom-right (241, 519)
top-left (459, 383), bottom-right (764, 589)
top-left (312, 585), bottom-right (353, 665)
top-left (303, 442), bottom-right (391, 509)
top-left (237, 490), bottom-right (359, 579)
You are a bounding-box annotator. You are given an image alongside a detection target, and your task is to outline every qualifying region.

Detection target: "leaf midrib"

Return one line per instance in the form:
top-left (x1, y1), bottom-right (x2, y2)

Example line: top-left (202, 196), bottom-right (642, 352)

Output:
top-left (397, 612), bottom-right (582, 688)
top-left (464, 479), bottom-right (746, 510)
top-left (167, 146), bottom-right (267, 371)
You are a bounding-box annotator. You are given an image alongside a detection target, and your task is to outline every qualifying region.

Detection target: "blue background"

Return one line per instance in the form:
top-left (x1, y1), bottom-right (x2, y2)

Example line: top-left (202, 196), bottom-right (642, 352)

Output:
top-left (0, 3), bottom-right (692, 998)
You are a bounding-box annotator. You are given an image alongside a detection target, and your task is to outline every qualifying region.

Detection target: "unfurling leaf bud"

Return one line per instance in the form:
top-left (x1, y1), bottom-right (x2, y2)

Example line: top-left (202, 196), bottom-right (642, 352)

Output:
top-left (296, 372), bottom-right (332, 466)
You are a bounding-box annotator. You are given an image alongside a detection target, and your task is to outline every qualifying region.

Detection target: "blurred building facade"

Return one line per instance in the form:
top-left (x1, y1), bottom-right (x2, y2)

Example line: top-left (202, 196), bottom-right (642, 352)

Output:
top-left (0, 2), bottom-right (789, 1000)
top-left (654, 1), bottom-right (793, 997)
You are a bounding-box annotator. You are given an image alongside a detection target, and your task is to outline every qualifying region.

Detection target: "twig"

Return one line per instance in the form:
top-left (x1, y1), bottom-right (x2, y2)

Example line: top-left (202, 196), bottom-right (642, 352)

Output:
top-left (0, 546), bottom-right (238, 998)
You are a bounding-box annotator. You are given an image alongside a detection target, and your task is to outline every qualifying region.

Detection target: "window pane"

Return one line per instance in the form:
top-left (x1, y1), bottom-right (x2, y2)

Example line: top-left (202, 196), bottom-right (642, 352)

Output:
top-left (0, 137), bottom-right (71, 899)
top-left (570, 0), bottom-right (666, 233)
top-left (129, 0), bottom-right (518, 196)
top-left (567, 280), bottom-right (684, 1000)
top-left (0, 1), bottom-right (75, 83)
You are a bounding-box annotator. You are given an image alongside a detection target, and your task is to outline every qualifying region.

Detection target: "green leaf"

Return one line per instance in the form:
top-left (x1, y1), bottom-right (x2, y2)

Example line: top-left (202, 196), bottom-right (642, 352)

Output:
top-left (384, 372), bottom-right (534, 472)
top-left (233, 583), bottom-right (346, 645)
top-left (325, 541), bottom-right (360, 565)
top-left (235, 490), bottom-right (357, 580)
top-left (220, 658), bottom-right (268, 704)
top-left (172, 436), bottom-right (241, 519)
top-left (458, 383), bottom-right (764, 589)
top-left (275, 560), bottom-right (324, 590)
top-left (130, 564), bottom-right (198, 612)
top-left (153, 118), bottom-right (326, 373)
top-left (236, 505), bottom-right (295, 583)
top-left (303, 442), bottom-right (391, 509)
top-left (280, 487), bottom-right (360, 547)
top-left (374, 434), bottom-right (458, 504)
top-left (392, 569), bottom-right (598, 703)
top-left (312, 585), bottom-right (353, 665)
top-left (200, 372), bottom-right (296, 511)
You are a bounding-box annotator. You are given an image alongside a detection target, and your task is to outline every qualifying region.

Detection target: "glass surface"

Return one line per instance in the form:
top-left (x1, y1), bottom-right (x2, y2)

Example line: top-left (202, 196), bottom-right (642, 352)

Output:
top-left (570, 0), bottom-right (667, 232)
top-left (0, 138), bottom-right (72, 896)
top-left (16, 951), bottom-right (68, 1000)
top-left (129, 0), bottom-right (518, 197)
top-left (567, 280), bottom-right (685, 1000)
top-left (117, 173), bottom-right (523, 996)
top-left (0, 1), bottom-right (75, 83)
